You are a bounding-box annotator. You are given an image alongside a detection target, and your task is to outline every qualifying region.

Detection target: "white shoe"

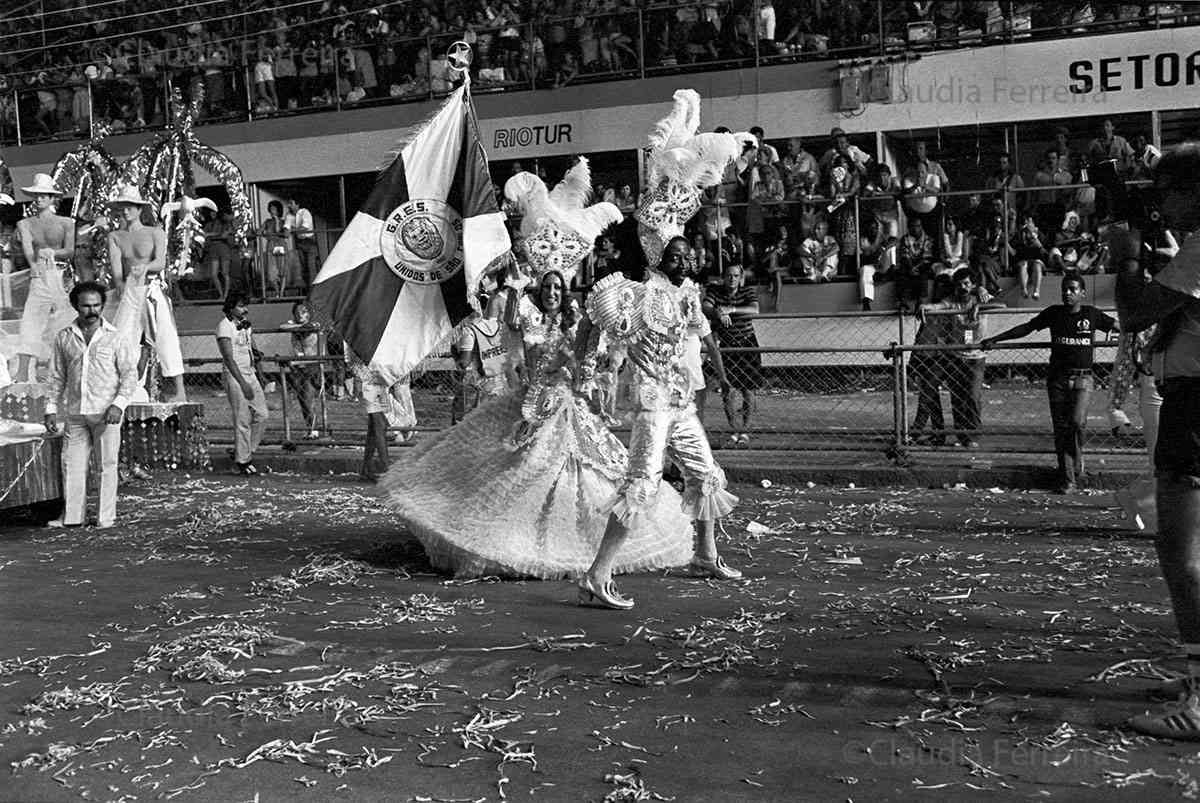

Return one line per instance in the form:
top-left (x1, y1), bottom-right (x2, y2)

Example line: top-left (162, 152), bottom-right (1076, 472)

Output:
top-left (1114, 488), bottom-right (1144, 530)
top-left (1109, 409), bottom-right (1132, 429)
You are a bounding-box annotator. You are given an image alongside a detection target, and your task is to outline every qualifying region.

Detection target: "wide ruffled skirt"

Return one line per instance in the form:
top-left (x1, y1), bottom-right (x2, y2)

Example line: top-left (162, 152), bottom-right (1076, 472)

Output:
top-left (378, 392), bottom-right (694, 579)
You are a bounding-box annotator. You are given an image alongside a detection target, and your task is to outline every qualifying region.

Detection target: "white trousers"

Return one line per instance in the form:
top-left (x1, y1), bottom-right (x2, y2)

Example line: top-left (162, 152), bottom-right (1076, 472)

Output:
top-left (1122, 373), bottom-right (1164, 532)
top-left (144, 280), bottom-right (185, 378)
top-left (19, 267), bottom-right (74, 360)
top-left (858, 247), bottom-right (894, 302)
top-left (63, 413), bottom-right (122, 526)
top-left (224, 371), bottom-right (268, 463)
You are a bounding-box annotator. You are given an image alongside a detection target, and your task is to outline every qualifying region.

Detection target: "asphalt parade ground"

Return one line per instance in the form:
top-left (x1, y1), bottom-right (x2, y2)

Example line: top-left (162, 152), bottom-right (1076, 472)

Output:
top-left (1, 475), bottom-right (1197, 802)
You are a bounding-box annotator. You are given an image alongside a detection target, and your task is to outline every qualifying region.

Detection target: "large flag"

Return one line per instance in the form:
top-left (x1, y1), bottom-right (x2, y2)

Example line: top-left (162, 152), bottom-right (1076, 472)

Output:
top-left (309, 84), bottom-right (510, 384)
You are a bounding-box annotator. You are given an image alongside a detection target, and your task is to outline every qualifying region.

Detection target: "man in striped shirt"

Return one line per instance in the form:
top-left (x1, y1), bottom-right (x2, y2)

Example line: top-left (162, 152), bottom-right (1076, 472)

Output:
top-left (43, 281), bottom-right (138, 529)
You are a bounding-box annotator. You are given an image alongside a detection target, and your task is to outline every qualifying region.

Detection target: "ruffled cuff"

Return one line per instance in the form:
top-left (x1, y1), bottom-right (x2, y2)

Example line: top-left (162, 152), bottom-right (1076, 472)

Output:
top-left (613, 476), bottom-right (659, 529)
top-left (681, 485), bottom-right (738, 522)
top-left (680, 464), bottom-right (737, 521)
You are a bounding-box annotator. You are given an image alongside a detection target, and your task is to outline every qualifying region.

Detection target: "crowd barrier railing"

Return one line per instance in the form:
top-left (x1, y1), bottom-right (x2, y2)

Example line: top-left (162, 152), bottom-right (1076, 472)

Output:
top-left (172, 309), bottom-right (1143, 462)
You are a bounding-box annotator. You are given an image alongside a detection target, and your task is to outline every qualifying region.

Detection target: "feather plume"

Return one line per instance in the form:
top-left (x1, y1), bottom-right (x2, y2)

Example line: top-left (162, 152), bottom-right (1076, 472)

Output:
top-left (547, 157), bottom-right (593, 211)
top-left (571, 202), bottom-right (622, 242)
top-left (647, 89), bottom-right (701, 156)
top-left (503, 171), bottom-right (550, 236)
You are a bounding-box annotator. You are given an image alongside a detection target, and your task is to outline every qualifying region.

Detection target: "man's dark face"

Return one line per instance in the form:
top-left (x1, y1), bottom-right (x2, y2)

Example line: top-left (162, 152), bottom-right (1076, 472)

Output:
top-left (956, 276), bottom-right (975, 299)
top-left (999, 156), bottom-right (1010, 172)
top-left (916, 142), bottom-right (927, 160)
top-left (659, 240), bottom-right (690, 285)
top-left (1062, 279), bottom-right (1084, 306)
top-left (74, 291), bottom-right (104, 323)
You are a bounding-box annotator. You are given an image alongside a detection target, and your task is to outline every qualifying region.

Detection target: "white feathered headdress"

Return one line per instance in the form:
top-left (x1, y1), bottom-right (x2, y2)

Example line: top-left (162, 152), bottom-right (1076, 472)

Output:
top-left (636, 89), bottom-right (752, 265)
top-left (503, 157), bottom-right (621, 286)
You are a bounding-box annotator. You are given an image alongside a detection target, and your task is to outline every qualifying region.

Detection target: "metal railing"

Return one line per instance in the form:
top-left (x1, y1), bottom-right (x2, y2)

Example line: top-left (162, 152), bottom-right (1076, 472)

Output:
top-left (101, 308), bottom-right (1135, 463)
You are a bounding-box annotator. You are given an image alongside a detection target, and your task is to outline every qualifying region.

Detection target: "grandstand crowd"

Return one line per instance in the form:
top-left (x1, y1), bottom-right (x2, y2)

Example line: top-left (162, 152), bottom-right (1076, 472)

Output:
top-left (0, 2), bottom-right (1197, 142)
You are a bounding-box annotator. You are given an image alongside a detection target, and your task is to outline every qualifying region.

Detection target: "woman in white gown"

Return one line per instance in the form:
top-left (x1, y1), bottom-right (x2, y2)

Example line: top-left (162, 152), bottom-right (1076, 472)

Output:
top-left (378, 160), bottom-right (694, 579)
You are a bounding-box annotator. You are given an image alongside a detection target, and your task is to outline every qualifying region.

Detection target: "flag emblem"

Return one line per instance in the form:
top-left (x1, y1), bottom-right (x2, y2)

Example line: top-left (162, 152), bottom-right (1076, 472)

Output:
top-left (382, 199), bottom-right (464, 284)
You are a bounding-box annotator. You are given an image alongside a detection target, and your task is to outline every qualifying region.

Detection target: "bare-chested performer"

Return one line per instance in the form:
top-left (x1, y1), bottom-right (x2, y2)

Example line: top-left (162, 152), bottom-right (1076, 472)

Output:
top-left (15, 173), bottom-right (75, 383)
top-left (107, 185), bottom-right (187, 403)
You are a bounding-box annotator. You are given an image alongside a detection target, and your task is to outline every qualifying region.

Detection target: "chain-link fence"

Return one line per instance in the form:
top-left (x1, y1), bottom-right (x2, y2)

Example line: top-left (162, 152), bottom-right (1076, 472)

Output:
top-left (158, 307), bottom-right (1147, 462)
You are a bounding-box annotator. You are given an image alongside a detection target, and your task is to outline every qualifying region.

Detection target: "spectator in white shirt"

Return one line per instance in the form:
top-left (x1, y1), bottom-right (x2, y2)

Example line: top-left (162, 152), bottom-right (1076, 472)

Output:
top-left (216, 293), bottom-right (268, 475)
top-left (44, 281), bottom-right (138, 529)
top-left (285, 197), bottom-right (318, 292)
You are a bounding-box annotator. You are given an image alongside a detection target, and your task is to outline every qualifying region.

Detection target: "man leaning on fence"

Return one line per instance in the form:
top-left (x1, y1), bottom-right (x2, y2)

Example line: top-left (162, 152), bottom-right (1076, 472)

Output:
top-left (44, 281), bottom-right (138, 529)
top-left (1109, 142), bottom-right (1200, 740)
top-left (918, 268), bottom-right (1002, 449)
top-left (982, 274), bottom-right (1118, 493)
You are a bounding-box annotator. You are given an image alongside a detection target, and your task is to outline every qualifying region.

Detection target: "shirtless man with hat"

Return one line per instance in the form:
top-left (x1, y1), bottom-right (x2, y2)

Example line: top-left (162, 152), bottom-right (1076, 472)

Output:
top-left (15, 173), bottom-right (75, 383)
top-left (107, 184), bottom-right (187, 402)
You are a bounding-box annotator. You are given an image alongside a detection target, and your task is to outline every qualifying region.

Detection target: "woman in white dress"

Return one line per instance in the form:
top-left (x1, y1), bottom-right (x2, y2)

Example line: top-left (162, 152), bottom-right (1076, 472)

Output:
top-left (378, 160), bottom-right (694, 579)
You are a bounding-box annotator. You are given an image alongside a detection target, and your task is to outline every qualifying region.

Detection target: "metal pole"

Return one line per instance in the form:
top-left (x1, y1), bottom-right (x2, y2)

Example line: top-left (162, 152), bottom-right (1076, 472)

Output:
top-left (877, 0), bottom-right (885, 56)
top-left (897, 315), bottom-right (909, 445)
top-left (637, 9), bottom-right (645, 80)
top-left (87, 79), bottom-right (95, 141)
top-left (890, 341), bottom-right (904, 453)
top-left (427, 36), bottom-right (435, 100)
top-left (752, 0), bottom-right (761, 67)
top-left (317, 356), bottom-right (329, 436)
top-left (14, 90), bottom-right (22, 147)
top-left (278, 359), bottom-right (294, 444)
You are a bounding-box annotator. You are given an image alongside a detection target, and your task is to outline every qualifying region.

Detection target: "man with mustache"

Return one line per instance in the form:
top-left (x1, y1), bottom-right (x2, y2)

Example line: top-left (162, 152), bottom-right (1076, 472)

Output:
top-left (43, 281), bottom-right (138, 529)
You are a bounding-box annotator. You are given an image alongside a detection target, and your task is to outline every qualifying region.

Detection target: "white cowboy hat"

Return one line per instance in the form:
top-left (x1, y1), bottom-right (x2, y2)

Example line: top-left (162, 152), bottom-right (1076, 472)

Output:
top-left (109, 185), bottom-right (151, 206)
top-left (21, 173), bottom-right (62, 196)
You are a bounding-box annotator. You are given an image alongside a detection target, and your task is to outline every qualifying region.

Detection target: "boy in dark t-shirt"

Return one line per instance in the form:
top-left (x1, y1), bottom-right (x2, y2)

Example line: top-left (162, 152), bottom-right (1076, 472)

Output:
top-left (982, 274), bottom-right (1119, 492)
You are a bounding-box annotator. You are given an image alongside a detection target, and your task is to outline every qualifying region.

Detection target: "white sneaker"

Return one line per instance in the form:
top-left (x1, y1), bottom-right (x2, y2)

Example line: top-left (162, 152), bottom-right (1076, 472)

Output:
top-left (1109, 408), bottom-right (1132, 429)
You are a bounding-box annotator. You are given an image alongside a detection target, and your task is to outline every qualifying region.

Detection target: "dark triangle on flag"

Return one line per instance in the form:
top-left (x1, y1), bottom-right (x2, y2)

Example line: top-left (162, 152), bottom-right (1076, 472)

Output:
top-left (362, 152), bottom-right (411, 219)
top-left (439, 90), bottom-right (498, 326)
top-left (308, 254), bottom-right (405, 363)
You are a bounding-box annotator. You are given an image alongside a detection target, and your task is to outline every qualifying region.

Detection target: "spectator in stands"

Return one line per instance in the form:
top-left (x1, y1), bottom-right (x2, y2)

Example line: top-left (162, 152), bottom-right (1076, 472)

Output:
top-left (780, 138), bottom-right (820, 200)
top-left (857, 216), bottom-right (895, 311)
top-left (897, 216), bottom-right (935, 310)
top-left (983, 273), bottom-right (1118, 492)
top-left (1087, 117), bottom-right (1135, 175)
top-left (1131, 133), bottom-right (1162, 181)
top-left (797, 218), bottom-right (839, 283)
top-left (905, 139), bottom-right (950, 243)
top-left (260, 200), bottom-right (288, 297)
top-left (1013, 212), bottom-right (1048, 299)
top-left (253, 51), bottom-right (279, 113)
top-left (615, 184), bottom-right (637, 216)
top-left (688, 12), bottom-right (721, 62)
top-left (761, 222), bottom-right (791, 298)
top-left (827, 154), bottom-right (859, 265)
top-left (757, 0), bottom-right (777, 49)
top-left (1032, 148), bottom-right (1062, 236)
top-left (704, 262), bottom-right (761, 446)
top-left (202, 209), bottom-right (233, 301)
top-left (1048, 209), bottom-right (1101, 274)
top-left (971, 200), bottom-right (1009, 294)
top-left (742, 145), bottom-right (784, 272)
top-left (820, 127), bottom-right (871, 180)
top-left (285, 197), bottom-right (318, 293)
top-left (989, 152), bottom-right (1025, 212)
top-left (1054, 125), bottom-right (1079, 180)
top-left (939, 215), bottom-right (969, 276)
top-left (919, 267), bottom-right (1000, 449)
